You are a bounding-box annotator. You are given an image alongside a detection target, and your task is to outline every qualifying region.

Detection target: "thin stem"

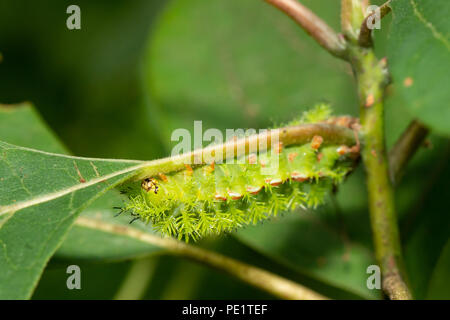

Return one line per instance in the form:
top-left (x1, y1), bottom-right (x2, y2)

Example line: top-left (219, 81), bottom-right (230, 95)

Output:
top-left (75, 216), bottom-right (328, 300)
top-left (350, 45), bottom-right (412, 299)
top-left (133, 123), bottom-right (357, 181)
top-left (265, 0), bottom-right (348, 59)
top-left (358, 0), bottom-right (392, 48)
top-left (389, 120), bottom-right (429, 185)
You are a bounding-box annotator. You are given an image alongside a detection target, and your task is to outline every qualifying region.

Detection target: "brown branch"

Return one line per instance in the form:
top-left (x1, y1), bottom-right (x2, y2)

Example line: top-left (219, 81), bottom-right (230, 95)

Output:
top-left (265, 0), bottom-right (347, 59)
top-left (358, 0), bottom-right (392, 47)
top-left (133, 123), bottom-right (357, 181)
top-left (383, 272), bottom-right (413, 300)
top-left (389, 120), bottom-right (429, 185)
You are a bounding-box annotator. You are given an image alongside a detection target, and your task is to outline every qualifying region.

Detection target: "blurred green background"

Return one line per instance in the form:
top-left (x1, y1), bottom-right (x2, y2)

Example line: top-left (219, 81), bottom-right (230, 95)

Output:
top-left (0, 0), bottom-right (448, 299)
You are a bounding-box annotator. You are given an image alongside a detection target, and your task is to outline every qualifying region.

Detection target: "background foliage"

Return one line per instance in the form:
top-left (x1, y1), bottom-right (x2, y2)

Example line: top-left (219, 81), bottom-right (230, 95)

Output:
top-left (0, 0), bottom-right (448, 299)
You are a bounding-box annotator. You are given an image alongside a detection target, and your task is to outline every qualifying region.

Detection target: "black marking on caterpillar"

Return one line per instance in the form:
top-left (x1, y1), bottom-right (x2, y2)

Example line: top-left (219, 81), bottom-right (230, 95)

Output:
top-left (119, 139), bottom-right (356, 242)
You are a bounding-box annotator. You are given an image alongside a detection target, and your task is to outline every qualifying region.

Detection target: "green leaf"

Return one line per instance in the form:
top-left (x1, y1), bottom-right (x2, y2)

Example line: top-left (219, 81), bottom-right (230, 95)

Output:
top-left (0, 141), bottom-right (145, 299)
top-left (387, 0), bottom-right (450, 136)
top-left (0, 103), bottom-right (164, 263)
top-left (0, 103), bottom-right (149, 299)
top-left (0, 103), bottom-right (66, 153)
top-left (144, 0), bottom-right (357, 144)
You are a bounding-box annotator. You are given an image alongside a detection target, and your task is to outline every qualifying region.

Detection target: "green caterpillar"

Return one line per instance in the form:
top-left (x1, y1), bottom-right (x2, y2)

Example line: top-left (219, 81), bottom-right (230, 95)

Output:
top-left (119, 106), bottom-right (359, 241)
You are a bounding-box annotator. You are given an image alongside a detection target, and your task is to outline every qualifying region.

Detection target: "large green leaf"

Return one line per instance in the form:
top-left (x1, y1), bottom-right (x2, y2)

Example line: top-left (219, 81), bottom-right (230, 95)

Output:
top-left (387, 0), bottom-right (450, 136)
top-left (0, 141), bottom-right (144, 299)
top-left (0, 104), bottom-right (150, 299)
top-left (0, 103), bottom-right (165, 262)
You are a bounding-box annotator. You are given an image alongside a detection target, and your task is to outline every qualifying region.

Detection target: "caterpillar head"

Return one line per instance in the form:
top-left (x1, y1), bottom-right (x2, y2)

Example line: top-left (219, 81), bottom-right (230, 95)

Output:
top-left (141, 178), bottom-right (159, 194)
